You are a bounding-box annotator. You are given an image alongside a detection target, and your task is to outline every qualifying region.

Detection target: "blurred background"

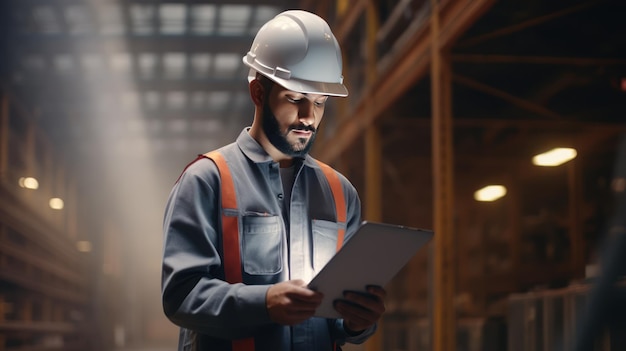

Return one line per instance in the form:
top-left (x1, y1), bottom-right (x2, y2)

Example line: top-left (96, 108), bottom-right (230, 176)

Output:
top-left (0, 0), bottom-right (625, 350)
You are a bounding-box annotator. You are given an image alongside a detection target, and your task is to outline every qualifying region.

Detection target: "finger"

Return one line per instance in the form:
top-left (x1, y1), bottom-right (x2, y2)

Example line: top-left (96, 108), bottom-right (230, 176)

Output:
top-left (366, 285), bottom-right (387, 299)
top-left (335, 299), bottom-right (378, 319)
top-left (334, 301), bottom-right (376, 331)
top-left (342, 291), bottom-right (385, 314)
top-left (287, 286), bottom-right (324, 302)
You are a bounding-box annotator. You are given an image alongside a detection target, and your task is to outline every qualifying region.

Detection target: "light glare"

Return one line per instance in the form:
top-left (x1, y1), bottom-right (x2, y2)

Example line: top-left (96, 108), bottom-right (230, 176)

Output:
top-left (19, 177), bottom-right (40, 189)
top-left (532, 148), bottom-right (577, 166)
top-left (49, 197), bottom-right (64, 210)
top-left (474, 185), bottom-right (507, 202)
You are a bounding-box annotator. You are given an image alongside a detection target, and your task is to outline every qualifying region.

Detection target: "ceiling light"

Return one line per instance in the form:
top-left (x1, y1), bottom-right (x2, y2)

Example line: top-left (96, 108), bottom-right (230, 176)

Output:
top-left (532, 147), bottom-right (577, 166)
top-left (49, 198), bottom-right (64, 210)
top-left (19, 177), bottom-right (39, 189)
top-left (76, 240), bottom-right (92, 253)
top-left (474, 185), bottom-right (507, 202)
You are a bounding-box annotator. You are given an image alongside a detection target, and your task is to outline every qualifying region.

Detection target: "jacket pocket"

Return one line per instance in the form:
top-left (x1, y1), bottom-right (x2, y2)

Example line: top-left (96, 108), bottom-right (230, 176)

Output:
top-left (241, 215), bottom-right (282, 275)
top-left (312, 219), bottom-right (339, 271)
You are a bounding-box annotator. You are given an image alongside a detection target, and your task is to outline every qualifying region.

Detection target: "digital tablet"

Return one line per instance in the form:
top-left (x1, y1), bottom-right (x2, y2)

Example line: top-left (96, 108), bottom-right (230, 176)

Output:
top-left (307, 221), bottom-right (433, 318)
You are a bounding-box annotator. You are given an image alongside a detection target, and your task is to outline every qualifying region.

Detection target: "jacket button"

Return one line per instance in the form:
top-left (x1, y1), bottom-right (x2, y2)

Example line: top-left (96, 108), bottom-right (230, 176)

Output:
top-left (277, 194), bottom-right (283, 200)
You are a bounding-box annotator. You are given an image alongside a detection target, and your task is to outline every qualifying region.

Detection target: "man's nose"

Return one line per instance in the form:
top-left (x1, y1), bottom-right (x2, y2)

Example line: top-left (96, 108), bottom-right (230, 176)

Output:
top-left (298, 100), bottom-right (316, 125)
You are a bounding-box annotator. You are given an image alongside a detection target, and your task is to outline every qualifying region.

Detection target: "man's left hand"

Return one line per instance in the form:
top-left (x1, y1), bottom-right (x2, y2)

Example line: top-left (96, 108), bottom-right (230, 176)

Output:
top-left (334, 285), bottom-right (386, 334)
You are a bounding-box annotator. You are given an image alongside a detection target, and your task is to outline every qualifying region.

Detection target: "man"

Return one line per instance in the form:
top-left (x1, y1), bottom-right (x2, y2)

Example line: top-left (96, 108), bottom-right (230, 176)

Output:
top-left (162, 10), bottom-right (386, 351)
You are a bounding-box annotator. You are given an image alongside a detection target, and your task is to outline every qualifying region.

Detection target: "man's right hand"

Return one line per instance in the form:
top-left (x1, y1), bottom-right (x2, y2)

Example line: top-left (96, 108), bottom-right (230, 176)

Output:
top-left (266, 279), bottom-right (323, 325)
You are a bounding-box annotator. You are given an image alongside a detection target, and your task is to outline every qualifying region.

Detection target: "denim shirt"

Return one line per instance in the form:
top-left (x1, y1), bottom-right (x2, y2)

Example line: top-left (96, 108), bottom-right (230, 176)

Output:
top-left (162, 129), bottom-right (376, 350)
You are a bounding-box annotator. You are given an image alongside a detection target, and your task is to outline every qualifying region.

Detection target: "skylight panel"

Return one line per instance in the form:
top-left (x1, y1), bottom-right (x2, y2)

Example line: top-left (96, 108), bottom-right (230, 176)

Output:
top-left (32, 6), bottom-right (61, 34)
top-left (218, 5), bottom-right (251, 35)
top-left (152, 139), bottom-right (168, 152)
top-left (233, 91), bottom-right (250, 109)
top-left (126, 118), bottom-right (145, 134)
top-left (110, 53), bottom-right (132, 73)
top-left (147, 119), bottom-right (163, 134)
top-left (166, 91), bottom-right (187, 110)
top-left (191, 119), bottom-right (223, 133)
top-left (160, 4), bottom-right (187, 35)
top-left (250, 6), bottom-right (280, 34)
top-left (213, 53), bottom-right (240, 77)
top-left (190, 54), bottom-right (212, 78)
top-left (190, 91), bottom-right (207, 110)
top-left (207, 92), bottom-right (230, 111)
top-left (65, 5), bottom-right (91, 35)
top-left (143, 91), bottom-right (161, 110)
top-left (130, 4), bottom-right (156, 35)
top-left (163, 52), bottom-right (187, 79)
top-left (121, 92), bottom-right (140, 110)
top-left (81, 54), bottom-right (104, 74)
top-left (190, 5), bottom-right (216, 35)
top-left (54, 54), bottom-right (74, 74)
top-left (23, 55), bottom-right (46, 70)
top-left (138, 53), bottom-right (158, 79)
top-left (169, 138), bottom-right (189, 152)
top-left (97, 4), bottom-right (125, 35)
top-left (167, 119), bottom-right (188, 134)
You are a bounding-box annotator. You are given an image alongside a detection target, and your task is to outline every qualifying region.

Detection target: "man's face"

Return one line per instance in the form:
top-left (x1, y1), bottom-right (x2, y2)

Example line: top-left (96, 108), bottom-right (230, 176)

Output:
top-left (261, 83), bottom-right (328, 158)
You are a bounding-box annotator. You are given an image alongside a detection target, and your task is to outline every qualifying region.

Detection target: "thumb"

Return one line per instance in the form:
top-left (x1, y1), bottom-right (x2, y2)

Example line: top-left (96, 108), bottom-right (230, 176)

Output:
top-left (289, 279), bottom-right (307, 287)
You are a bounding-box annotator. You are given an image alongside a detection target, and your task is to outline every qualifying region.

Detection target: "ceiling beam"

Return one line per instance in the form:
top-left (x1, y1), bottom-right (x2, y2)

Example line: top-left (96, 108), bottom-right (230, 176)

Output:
top-left (457, 0), bottom-right (602, 48)
top-left (452, 74), bottom-right (564, 120)
top-left (316, 0), bottom-right (495, 162)
top-left (452, 54), bottom-right (626, 66)
top-left (530, 72), bottom-right (590, 105)
top-left (333, 0), bottom-right (368, 43)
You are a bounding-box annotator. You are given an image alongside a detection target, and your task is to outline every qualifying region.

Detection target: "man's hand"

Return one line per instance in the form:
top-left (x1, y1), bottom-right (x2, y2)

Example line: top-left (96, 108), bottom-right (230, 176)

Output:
top-left (334, 285), bottom-right (386, 334)
top-left (266, 279), bottom-right (324, 325)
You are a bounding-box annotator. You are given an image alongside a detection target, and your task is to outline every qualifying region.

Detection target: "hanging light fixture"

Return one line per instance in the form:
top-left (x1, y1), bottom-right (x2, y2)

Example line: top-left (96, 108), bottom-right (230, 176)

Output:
top-left (474, 185), bottom-right (507, 202)
top-left (532, 147), bottom-right (577, 166)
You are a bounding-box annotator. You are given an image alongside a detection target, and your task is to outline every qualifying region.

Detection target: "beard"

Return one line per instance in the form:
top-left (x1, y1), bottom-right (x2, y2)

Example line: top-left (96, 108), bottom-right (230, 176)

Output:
top-left (262, 101), bottom-right (317, 158)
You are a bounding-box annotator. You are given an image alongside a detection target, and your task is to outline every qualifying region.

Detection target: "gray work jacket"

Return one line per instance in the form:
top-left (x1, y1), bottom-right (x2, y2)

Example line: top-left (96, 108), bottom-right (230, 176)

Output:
top-left (162, 129), bottom-right (376, 350)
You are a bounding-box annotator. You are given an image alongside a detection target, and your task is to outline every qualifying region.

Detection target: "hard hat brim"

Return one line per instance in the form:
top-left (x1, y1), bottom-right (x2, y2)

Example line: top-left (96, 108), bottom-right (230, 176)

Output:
top-left (247, 68), bottom-right (348, 97)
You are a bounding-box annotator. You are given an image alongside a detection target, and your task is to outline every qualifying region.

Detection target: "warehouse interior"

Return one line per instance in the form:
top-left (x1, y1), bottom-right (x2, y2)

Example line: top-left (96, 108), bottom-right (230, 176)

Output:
top-left (1, 0), bottom-right (625, 350)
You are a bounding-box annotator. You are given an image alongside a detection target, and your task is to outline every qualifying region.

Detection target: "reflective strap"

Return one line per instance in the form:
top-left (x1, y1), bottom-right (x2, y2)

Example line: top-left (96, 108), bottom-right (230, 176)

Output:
top-left (205, 151), bottom-right (242, 284)
top-left (316, 160), bottom-right (347, 351)
top-left (315, 160), bottom-right (347, 251)
top-left (203, 151), bottom-right (254, 351)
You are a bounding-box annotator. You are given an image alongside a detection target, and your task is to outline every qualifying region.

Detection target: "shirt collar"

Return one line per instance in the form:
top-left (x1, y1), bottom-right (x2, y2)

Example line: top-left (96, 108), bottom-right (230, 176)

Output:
top-left (236, 127), bottom-right (318, 169)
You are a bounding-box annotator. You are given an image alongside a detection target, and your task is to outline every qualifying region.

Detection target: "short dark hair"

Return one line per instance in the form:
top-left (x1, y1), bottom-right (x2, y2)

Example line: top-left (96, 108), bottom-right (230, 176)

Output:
top-left (255, 72), bottom-right (274, 93)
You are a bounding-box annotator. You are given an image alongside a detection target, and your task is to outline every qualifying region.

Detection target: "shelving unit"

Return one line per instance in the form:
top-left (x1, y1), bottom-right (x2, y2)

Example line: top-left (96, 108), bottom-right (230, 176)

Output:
top-left (0, 91), bottom-right (92, 351)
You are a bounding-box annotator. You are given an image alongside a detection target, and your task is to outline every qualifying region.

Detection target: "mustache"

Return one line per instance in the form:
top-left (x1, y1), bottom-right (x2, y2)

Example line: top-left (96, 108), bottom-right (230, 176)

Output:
top-left (289, 124), bottom-right (316, 133)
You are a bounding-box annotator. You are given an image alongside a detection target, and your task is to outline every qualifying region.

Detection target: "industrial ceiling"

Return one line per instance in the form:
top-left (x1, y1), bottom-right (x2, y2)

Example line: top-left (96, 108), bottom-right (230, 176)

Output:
top-left (1, 0), bottom-right (625, 249)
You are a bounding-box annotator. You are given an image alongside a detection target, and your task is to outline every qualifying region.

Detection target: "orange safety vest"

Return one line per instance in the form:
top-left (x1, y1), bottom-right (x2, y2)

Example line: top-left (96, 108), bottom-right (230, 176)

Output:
top-left (202, 151), bottom-right (347, 351)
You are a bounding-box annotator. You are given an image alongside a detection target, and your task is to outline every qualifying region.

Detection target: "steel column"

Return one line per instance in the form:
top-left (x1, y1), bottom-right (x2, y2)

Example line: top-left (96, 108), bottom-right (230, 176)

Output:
top-left (0, 92), bottom-right (8, 183)
top-left (364, 2), bottom-right (383, 350)
top-left (431, 0), bottom-right (456, 349)
top-left (568, 158), bottom-right (584, 275)
top-left (364, 0), bottom-right (382, 223)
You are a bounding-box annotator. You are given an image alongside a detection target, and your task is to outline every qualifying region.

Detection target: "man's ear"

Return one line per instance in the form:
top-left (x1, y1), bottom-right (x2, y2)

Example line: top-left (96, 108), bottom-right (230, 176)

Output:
top-left (249, 79), bottom-right (265, 106)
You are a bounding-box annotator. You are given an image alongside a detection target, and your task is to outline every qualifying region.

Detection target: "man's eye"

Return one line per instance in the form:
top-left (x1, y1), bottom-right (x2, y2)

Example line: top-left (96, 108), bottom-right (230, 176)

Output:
top-left (314, 101), bottom-right (326, 107)
top-left (287, 97), bottom-right (301, 103)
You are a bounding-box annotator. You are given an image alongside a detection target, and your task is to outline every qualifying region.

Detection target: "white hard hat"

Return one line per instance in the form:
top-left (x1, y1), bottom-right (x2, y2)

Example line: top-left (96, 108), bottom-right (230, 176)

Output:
top-left (243, 10), bottom-right (348, 97)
